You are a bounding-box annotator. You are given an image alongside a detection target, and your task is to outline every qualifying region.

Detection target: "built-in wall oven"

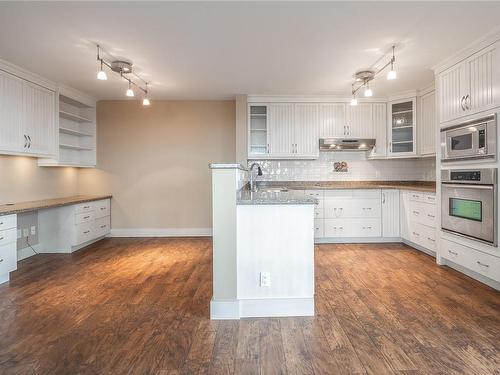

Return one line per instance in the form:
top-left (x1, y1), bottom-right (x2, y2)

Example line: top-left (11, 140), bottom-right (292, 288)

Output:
top-left (441, 168), bottom-right (497, 246)
top-left (441, 114), bottom-right (496, 162)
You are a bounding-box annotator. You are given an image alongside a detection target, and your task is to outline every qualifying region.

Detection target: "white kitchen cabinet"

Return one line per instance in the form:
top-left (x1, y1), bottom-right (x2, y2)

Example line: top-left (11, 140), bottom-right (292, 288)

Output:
top-left (294, 103), bottom-right (319, 158)
top-left (268, 103), bottom-right (295, 158)
top-left (437, 41), bottom-right (499, 124)
top-left (23, 82), bottom-right (56, 156)
top-left (369, 103), bottom-right (387, 158)
top-left (347, 103), bottom-right (374, 138)
top-left (382, 189), bottom-right (400, 237)
top-left (0, 69), bottom-right (56, 157)
top-left (419, 91), bottom-right (436, 156)
top-left (319, 103), bottom-right (347, 138)
top-left (388, 98), bottom-right (417, 157)
top-left (0, 71), bottom-right (24, 153)
top-left (248, 104), bottom-right (268, 157)
top-left (400, 191), bottom-right (411, 241)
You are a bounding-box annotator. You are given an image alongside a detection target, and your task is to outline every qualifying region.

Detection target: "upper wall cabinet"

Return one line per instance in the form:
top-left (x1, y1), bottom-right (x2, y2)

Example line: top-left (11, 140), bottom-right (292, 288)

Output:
top-left (387, 98), bottom-right (417, 157)
top-left (419, 90), bottom-right (436, 156)
top-left (0, 69), bottom-right (56, 157)
top-left (437, 41), bottom-right (499, 124)
top-left (319, 103), bottom-right (374, 138)
top-left (369, 103), bottom-right (387, 158)
top-left (348, 103), bottom-right (374, 138)
top-left (319, 103), bottom-right (346, 138)
top-left (249, 103), bottom-right (319, 159)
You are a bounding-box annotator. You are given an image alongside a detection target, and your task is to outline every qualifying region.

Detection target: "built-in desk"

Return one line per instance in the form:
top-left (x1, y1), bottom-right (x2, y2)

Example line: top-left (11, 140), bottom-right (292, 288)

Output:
top-left (0, 195), bottom-right (112, 284)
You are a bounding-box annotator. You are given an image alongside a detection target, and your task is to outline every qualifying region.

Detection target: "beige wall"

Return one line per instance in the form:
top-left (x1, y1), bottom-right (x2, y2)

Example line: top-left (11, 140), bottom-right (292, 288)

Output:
top-left (79, 100), bottom-right (236, 230)
top-left (0, 155), bottom-right (79, 205)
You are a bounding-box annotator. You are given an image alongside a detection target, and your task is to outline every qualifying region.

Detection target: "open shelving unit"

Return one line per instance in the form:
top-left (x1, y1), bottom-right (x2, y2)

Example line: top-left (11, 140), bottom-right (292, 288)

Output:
top-left (39, 86), bottom-right (96, 168)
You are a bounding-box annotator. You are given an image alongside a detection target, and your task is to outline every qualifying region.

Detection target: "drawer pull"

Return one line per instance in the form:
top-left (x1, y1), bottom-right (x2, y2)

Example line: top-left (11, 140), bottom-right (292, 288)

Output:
top-left (100, 207), bottom-right (106, 210)
top-left (362, 207), bottom-right (372, 210)
top-left (83, 206), bottom-right (90, 209)
top-left (100, 225), bottom-right (107, 229)
top-left (0, 222), bottom-right (3, 225)
top-left (83, 230), bottom-right (90, 234)
top-left (0, 237), bottom-right (3, 241)
top-left (427, 214), bottom-right (435, 218)
top-left (83, 216), bottom-right (90, 219)
top-left (413, 211), bottom-right (420, 215)
top-left (477, 261), bottom-right (490, 268)
top-left (0, 258), bottom-right (3, 263)
top-left (412, 232), bottom-right (420, 236)
top-left (448, 250), bottom-right (458, 255)
top-left (427, 237), bottom-right (435, 242)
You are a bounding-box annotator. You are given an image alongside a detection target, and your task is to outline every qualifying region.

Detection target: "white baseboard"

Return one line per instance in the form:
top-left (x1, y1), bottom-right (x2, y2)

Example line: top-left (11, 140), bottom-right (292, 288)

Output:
top-left (402, 239), bottom-right (437, 258)
top-left (109, 228), bottom-right (212, 237)
top-left (239, 297), bottom-right (314, 318)
top-left (210, 299), bottom-right (240, 320)
top-left (210, 297), bottom-right (314, 320)
top-left (315, 237), bottom-right (401, 244)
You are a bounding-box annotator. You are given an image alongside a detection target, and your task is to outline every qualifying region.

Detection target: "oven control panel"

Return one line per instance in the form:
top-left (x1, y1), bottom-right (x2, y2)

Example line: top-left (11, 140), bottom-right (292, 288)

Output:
top-left (450, 170), bottom-right (481, 181)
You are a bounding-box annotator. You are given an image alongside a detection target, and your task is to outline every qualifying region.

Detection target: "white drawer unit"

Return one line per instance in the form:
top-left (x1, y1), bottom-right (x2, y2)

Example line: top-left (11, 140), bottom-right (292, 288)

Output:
top-left (0, 242), bottom-right (17, 276)
top-left (75, 211), bottom-right (95, 224)
top-left (0, 215), bottom-right (17, 231)
top-left (0, 214), bottom-right (17, 282)
top-left (95, 216), bottom-right (111, 238)
top-left (410, 222), bottom-right (437, 251)
top-left (409, 200), bottom-right (436, 227)
top-left (73, 222), bottom-right (94, 246)
top-left (314, 220), bottom-right (324, 238)
top-left (94, 199), bottom-right (111, 219)
top-left (441, 238), bottom-right (500, 283)
top-left (75, 202), bottom-right (94, 214)
top-left (324, 199), bottom-right (381, 218)
top-left (324, 218), bottom-right (381, 238)
top-left (0, 228), bottom-right (17, 246)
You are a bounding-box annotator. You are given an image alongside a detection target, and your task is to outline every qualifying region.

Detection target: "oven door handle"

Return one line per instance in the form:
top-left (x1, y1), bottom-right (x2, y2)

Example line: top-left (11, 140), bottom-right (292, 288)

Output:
top-left (442, 183), bottom-right (494, 190)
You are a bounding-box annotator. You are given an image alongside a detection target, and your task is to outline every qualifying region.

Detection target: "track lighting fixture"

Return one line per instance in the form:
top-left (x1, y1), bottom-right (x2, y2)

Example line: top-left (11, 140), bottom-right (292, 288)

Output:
top-left (126, 81), bottom-right (134, 97)
top-left (97, 60), bottom-right (107, 81)
top-left (95, 44), bottom-right (151, 104)
top-left (350, 45), bottom-right (397, 98)
top-left (142, 83), bottom-right (151, 106)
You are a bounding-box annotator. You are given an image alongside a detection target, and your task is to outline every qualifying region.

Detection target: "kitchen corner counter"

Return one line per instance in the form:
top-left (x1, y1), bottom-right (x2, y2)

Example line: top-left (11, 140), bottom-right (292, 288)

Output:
top-left (0, 195), bottom-right (112, 216)
top-left (256, 181), bottom-right (436, 193)
top-left (237, 189), bottom-right (316, 205)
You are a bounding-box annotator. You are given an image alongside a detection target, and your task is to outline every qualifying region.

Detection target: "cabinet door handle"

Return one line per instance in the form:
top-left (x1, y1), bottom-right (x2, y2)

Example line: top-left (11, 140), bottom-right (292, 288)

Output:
top-left (83, 216), bottom-right (90, 219)
top-left (465, 94), bottom-right (471, 110)
top-left (27, 135), bottom-right (31, 149)
top-left (100, 207), bottom-right (106, 210)
top-left (0, 237), bottom-right (3, 241)
top-left (24, 135), bottom-right (28, 148)
top-left (267, 144), bottom-right (270, 154)
top-left (83, 230), bottom-right (90, 234)
top-left (389, 141), bottom-right (392, 152)
top-left (477, 261), bottom-right (489, 268)
top-left (460, 96), bottom-right (466, 111)
top-left (100, 225), bottom-right (107, 229)
top-left (0, 258), bottom-right (3, 263)
top-left (448, 250), bottom-right (458, 255)
top-left (382, 193), bottom-right (386, 204)
top-left (363, 226), bottom-right (372, 229)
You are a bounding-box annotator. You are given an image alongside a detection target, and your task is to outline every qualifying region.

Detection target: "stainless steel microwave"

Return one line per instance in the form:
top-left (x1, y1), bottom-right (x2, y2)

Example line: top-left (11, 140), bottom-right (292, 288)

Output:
top-left (441, 114), bottom-right (496, 162)
top-left (441, 168), bottom-right (497, 246)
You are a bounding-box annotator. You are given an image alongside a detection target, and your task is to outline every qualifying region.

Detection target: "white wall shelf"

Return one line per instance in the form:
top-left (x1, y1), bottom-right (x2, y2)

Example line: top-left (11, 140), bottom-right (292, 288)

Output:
top-left (59, 110), bottom-right (92, 123)
top-left (59, 127), bottom-right (92, 137)
top-left (60, 144), bottom-right (93, 151)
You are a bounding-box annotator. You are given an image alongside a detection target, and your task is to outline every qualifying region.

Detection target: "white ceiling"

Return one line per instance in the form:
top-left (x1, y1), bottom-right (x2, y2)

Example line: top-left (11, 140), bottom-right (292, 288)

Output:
top-left (0, 2), bottom-right (499, 100)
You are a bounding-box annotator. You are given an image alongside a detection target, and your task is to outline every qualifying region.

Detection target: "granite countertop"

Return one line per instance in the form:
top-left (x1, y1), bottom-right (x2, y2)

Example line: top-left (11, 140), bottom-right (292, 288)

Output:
top-left (256, 181), bottom-right (436, 193)
top-left (0, 195), bottom-right (112, 216)
top-left (237, 189), bottom-right (316, 205)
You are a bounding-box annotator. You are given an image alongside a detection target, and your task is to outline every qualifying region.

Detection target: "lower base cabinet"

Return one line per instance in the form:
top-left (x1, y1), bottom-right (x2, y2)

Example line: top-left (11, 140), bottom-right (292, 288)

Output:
top-left (0, 215), bottom-right (18, 281)
top-left (441, 238), bottom-right (500, 283)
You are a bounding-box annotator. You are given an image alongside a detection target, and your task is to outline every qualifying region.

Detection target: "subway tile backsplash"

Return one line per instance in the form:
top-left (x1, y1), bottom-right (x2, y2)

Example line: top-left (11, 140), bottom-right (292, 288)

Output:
top-left (249, 152), bottom-right (436, 181)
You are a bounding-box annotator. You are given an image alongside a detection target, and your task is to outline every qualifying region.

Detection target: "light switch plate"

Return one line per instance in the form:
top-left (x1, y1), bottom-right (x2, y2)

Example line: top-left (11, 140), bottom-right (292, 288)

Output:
top-left (30, 225), bottom-right (36, 236)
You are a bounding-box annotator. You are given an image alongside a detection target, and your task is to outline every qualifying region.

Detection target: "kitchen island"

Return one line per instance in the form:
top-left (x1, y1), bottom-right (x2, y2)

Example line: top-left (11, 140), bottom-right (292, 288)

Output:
top-left (210, 164), bottom-right (316, 319)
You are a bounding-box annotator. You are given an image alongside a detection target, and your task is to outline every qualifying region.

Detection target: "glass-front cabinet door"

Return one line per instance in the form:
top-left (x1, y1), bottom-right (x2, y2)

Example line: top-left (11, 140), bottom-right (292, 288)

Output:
top-left (388, 98), bottom-right (417, 157)
top-left (248, 104), bottom-right (268, 157)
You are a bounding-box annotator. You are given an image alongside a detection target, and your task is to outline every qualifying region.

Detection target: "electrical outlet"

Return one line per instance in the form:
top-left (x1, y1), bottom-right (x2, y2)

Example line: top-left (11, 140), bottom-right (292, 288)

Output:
top-left (23, 228), bottom-right (29, 237)
top-left (260, 272), bottom-right (271, 287)
top-left (30, 225), bottom-right (36, 236)
top-left (17, 229), bottom-right (22, 239)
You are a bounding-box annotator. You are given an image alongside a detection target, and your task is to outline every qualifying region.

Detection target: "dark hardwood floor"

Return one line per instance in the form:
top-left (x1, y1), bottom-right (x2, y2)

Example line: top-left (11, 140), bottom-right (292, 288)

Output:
top-left (0, 238), bottom-right (499, 374)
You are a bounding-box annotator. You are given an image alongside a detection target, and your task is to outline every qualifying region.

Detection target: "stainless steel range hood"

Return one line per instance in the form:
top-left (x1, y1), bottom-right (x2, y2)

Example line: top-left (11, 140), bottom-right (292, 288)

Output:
top-left (319, 138), bottom-right (376, 151)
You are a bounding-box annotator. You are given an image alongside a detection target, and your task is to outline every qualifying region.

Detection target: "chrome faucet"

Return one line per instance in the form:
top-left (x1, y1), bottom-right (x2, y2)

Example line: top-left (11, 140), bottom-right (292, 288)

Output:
top-left (249, 162), bottom-right (263, 192)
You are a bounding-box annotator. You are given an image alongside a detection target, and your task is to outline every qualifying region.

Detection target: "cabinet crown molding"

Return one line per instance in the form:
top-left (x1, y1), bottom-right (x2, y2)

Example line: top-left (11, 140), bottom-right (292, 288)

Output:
top-left (0, 58), bottom-right (56, 91)
top-left (247, 95), bottom-right (387, 103)
top-left (433, 26), bottom-right (500, 74)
